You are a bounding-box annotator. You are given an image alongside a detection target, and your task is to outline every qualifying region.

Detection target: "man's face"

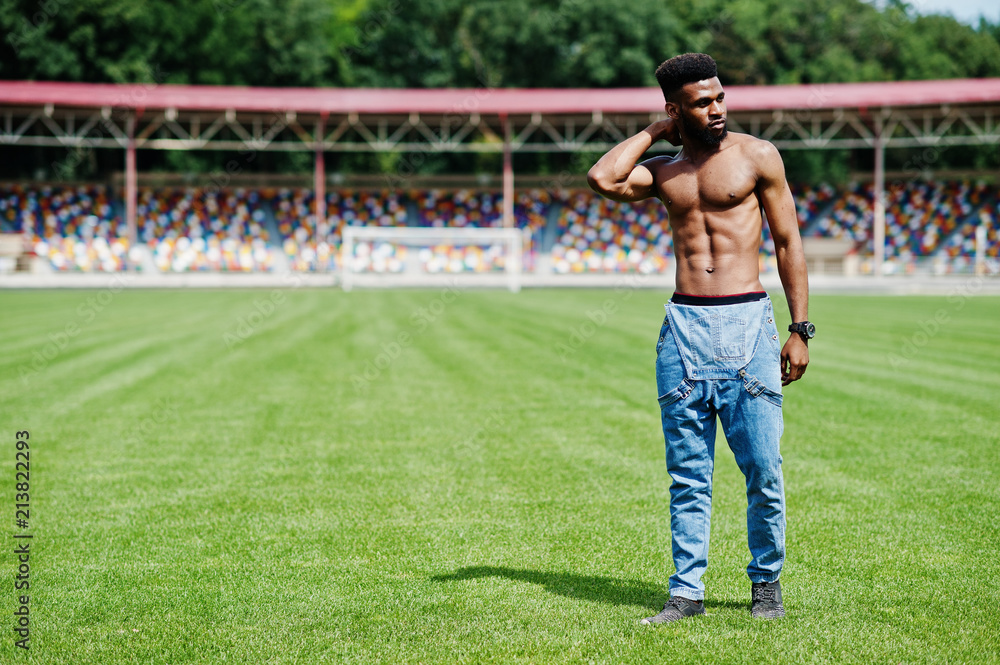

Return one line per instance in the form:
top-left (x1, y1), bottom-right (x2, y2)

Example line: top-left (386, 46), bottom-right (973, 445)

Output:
top-left (666, 77), bottom-right (727, 147)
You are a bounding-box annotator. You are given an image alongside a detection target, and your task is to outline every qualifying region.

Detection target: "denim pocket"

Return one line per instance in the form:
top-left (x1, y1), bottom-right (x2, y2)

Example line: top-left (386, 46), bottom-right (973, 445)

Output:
top-left (658, 378), bottom-right (694, 409)
top-left (689, 313), bottom-right (747, 364)
top-left (741, 372), bottom-right (783, 408)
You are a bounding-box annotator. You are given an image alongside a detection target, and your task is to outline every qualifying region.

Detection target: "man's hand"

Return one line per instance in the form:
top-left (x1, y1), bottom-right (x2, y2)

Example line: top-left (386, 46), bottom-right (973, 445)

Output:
top-left (780, 334), bottom-right (809, 386)
top-left (643, 118), bottom-right (680, 146)
top-left (660, 117), bottom-right (681, 146)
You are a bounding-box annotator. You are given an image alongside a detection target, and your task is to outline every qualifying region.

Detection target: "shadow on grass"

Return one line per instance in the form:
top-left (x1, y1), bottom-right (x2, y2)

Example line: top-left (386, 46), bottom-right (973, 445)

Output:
top-left (431, 566), bottom-right (665, 609)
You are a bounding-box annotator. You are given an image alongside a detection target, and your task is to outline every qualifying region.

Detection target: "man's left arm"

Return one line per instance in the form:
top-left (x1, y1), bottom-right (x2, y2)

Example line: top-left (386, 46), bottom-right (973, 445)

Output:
top-left (755, 140), bottom-right (809, 386)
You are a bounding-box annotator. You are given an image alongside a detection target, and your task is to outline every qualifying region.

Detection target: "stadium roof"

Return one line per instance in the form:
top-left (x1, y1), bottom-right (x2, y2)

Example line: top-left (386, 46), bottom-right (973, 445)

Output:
top-left (2, 78), bottom-right (1000, 114)
top-left (2, 78), bottom-right (999, 156)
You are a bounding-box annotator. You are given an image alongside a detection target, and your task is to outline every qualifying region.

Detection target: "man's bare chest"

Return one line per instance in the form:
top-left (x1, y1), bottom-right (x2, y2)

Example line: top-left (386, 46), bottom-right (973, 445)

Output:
top-left (657, 158), bottom-right (758, 214)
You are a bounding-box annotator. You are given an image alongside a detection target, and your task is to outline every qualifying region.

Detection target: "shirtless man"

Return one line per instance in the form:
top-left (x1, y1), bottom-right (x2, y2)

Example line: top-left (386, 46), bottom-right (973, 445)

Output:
top-left (587, 53), bottom-right (811, 623)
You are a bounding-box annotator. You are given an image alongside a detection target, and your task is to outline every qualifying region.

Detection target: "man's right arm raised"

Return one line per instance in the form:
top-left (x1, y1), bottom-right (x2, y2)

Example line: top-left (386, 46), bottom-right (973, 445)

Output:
top-left (587, 119), bottom-right (677, 203)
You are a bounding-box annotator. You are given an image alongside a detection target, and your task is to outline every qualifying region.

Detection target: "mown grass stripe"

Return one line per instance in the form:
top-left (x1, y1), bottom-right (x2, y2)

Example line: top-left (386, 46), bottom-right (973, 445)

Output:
top-left (0, 290), bottom-right (997, 664)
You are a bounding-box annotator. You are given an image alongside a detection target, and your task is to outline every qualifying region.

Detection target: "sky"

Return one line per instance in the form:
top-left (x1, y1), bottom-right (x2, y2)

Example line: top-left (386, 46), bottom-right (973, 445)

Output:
top-left (893, 0), bottom-right (999, 24)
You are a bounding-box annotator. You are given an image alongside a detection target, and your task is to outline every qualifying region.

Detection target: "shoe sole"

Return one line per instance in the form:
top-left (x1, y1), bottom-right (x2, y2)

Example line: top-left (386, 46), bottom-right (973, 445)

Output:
top-left (639, 611), bottom-right (707, 625)
top-left (751, 610), bottom-right (785, 619)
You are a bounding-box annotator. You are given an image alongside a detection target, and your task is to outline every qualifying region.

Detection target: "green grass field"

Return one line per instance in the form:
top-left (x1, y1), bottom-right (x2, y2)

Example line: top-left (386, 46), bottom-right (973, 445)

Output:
top-left (1, 287), bottom-right (998, 664)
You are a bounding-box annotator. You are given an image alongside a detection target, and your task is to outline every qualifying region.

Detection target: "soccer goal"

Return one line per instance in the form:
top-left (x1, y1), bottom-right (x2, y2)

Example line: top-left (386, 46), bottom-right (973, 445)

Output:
top-left (340, 226), bottom-right (525, 292)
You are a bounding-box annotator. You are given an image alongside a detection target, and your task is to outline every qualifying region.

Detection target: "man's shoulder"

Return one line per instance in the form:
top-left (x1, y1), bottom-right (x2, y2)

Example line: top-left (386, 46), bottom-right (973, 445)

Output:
top-left (727, 133), bottom-right (784, 180)
top-left (642, 154), bottom-right (684, 180)
top-left (727, 132), bottom-right (778, 157)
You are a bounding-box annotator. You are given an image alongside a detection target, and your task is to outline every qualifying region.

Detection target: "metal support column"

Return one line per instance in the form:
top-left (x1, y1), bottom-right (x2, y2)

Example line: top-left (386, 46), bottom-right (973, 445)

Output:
top-left (872, 118), bottom-right (886, 278)
top-left (315, 114), bottom-right (327, 244)
top-left (125, 113), bottom-right (138, 266)
top-left (502, 114), bottom-right (514, 228)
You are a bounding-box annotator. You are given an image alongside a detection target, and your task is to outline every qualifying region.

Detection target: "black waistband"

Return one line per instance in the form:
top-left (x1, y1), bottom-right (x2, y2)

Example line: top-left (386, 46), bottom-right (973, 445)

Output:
top-left (670, 291), bottom-right (768, 306)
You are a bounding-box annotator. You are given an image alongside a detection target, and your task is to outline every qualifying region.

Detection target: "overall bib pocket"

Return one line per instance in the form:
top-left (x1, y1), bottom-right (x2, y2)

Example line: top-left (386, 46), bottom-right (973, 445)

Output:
top-left (688, 313), bottom-right (748, 364)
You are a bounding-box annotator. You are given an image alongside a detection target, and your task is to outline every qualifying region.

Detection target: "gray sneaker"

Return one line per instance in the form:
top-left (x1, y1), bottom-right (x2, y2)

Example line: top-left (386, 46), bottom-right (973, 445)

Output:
top-left (751, 581), bottom-right (785, 619)
top-left (640, 596), bottom-right (706, 624)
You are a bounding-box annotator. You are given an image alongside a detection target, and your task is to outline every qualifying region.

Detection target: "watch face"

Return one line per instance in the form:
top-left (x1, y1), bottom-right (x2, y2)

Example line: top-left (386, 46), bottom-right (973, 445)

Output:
top-left (790, 322), bottom-right (816, 338)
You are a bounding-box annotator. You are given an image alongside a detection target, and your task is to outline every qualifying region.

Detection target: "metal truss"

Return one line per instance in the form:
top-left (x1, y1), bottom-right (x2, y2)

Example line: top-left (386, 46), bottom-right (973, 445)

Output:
top-left (732, 105), bottom-right (1000, 150)
top-left (3, 103), bottom-right (998, 153)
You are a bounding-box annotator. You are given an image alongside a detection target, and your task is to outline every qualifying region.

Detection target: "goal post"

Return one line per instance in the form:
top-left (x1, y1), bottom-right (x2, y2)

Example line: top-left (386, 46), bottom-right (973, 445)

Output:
top-left (341, 226), bottom-right (524, 292)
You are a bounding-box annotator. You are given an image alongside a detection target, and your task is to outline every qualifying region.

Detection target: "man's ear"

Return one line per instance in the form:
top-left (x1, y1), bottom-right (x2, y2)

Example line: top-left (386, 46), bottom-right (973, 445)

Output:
top-left (664, 102), bottom-right (679, 120)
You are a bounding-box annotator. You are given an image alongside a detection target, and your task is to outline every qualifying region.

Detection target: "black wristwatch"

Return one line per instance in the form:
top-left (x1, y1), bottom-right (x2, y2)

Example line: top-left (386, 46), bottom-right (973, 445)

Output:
top-left (788, 321), bottom-right (816, 340)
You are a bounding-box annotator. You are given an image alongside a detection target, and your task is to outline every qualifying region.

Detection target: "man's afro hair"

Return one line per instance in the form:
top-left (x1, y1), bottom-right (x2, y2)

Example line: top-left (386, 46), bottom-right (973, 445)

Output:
top-left (655, 53), bottom-right (719, 101)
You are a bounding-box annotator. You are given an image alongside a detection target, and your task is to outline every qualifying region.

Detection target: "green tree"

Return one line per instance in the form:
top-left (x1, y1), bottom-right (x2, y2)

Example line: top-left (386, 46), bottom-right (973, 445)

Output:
top-left (346, 0), bottom-right (681, 88)
top-left (889, 14), bottom-right (1000, 79)
top-left (341, 0), bottom-right (469, 87)
top-left (682, 0), bottom-right (999, 84)
top-left (0, 0), bottom-right (333, 86)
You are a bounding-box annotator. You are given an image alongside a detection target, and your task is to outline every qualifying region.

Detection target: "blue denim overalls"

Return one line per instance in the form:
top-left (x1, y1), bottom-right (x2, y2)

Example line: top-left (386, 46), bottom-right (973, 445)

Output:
top-left (655, 294), bottom-right (785, 600)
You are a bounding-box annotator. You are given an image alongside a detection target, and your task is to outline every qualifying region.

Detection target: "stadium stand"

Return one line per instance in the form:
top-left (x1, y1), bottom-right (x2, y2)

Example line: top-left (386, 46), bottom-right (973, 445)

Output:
top-left (550, 191), bottom-right (672, 274)
top-left (792, 183), bottom-right (837, 235)
top-left (1, 181), bottom-right (996, 274)
top-left (273, 188), bottom-right (408, 272)
top-left (138, 187), bottom-right (274, 272)
top-left (1, 184), bottom-right (128, 271)
top-left (408, 189), bottom-right (549, 273)
top-left (808, 180), bottom-right (995, 272)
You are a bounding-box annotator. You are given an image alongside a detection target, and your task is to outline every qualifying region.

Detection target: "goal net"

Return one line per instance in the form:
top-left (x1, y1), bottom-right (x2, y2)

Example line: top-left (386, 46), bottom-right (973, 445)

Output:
top-left (340, 226), bottom-right (526, 292)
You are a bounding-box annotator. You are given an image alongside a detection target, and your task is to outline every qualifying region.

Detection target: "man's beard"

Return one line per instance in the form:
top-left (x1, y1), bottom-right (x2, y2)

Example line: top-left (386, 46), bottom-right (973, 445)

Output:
top-left (680, 113), bottom-right (727, 147)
